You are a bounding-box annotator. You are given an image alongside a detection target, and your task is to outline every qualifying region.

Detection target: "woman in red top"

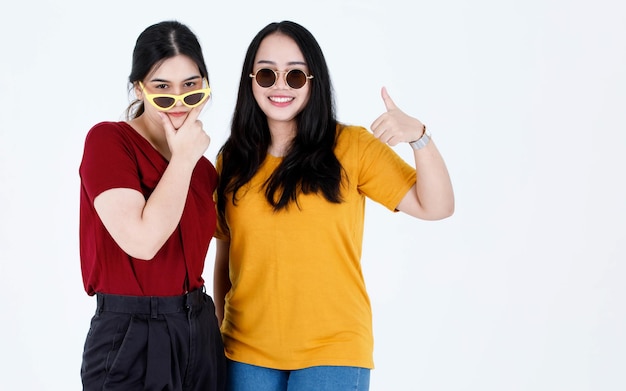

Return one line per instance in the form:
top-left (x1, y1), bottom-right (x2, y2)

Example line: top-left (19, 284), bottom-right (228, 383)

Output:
top-left (79, 21), bottom-right (226, 391)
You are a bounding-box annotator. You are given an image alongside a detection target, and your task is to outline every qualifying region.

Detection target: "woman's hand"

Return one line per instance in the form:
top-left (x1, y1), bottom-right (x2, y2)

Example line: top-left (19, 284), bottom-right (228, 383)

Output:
top-left (370, 87), bottom-right (425, 146)
top-left (159, 103), bottom-right (211, 166)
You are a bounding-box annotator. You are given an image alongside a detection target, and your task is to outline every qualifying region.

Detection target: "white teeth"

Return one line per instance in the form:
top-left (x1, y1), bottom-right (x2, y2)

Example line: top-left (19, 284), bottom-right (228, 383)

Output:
top-left (269, 96), bottom-right (293, 103)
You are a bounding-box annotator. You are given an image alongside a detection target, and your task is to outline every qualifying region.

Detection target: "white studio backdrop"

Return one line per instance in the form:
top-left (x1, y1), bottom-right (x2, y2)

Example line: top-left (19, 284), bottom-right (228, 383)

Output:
top-left (1, 0), bottom-right (625, 390)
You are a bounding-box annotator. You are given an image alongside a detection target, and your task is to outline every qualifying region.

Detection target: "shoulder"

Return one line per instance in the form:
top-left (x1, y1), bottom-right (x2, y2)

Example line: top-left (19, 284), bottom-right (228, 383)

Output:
top-left (335, 123), bottom-right (381, 153)
top-left (84, 121), bottom-right (138, 148)
top-left (84, 121), bottom-right (133, 145)
top-left (82, 121), bottom-right (138, 160)
top-left (336, 123), bottom-right (366, 137)
top-left (85, 121), bottom-right (131, 139)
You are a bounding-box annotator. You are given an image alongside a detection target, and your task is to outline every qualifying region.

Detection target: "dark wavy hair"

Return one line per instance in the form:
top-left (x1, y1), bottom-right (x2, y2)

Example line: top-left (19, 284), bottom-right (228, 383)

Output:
top-left (125, 21), bottom-right (209, 120)
top-left (217, 21), bottom-right (343, 222)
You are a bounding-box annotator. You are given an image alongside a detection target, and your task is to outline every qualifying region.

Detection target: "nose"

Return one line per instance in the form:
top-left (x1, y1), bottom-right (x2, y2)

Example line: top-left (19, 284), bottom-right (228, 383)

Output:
top-left (274, 71), bottom-right (288, 88)
top-left (173, 89), bottom-right (185, 107)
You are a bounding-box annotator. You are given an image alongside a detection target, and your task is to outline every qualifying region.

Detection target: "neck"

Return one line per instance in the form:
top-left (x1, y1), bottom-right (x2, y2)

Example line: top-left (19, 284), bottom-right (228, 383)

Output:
top-left (268, 122), bottom-right (296, 157)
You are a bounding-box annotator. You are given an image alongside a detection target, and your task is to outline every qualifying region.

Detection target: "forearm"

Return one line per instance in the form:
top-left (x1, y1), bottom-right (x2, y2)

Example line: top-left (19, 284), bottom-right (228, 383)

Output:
top-left (412, 140), bottom-right (455, 219)
top-left (137, 156), bottom-right (197, 254)
top-left (94, 156), bottom-right (197, 259)
top-left (396, 138), bottom-right (455, 220)
top-left (370, 87), bottom-right (454, 219)
top-left (214, 239), bottom-right (231, 326)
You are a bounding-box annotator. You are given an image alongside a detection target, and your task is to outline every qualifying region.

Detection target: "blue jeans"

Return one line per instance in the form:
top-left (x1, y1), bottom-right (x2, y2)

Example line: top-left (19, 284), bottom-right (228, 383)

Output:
top-left (227, 360), bottom-right (370, 391)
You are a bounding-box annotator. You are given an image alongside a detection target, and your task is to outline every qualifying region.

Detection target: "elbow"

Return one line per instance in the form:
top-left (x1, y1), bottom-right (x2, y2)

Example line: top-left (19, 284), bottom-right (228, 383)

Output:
top-left (439, 203), bottom-right (455, 220)
top-left (424, 209), bottom-right (453, 221)
top-left (434, 191), bottom-right (455, 220)
top-left (439, 196), bottom-right (454, 220)
top-left (423, 199), bottom-right (455, 221)
top-left (437, 198), bottom-right (455, 219)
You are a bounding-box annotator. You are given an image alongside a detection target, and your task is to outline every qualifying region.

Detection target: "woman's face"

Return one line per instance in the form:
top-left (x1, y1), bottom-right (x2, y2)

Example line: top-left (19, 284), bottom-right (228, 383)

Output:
top-left (136, 54), bottom-right (208, 130)
top-left (251, 33), bottom-right (312, 128)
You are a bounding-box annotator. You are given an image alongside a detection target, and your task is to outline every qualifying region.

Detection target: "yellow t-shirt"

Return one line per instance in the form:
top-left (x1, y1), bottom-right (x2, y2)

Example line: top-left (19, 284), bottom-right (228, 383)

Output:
top-left (215, 124), bottom-right (416, 370)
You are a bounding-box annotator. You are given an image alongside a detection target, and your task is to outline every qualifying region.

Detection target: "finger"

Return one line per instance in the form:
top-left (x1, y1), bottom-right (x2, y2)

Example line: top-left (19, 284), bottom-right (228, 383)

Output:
top-left (374, 128), bottom-right (387, 142)
top-left (371, 120), bottom-right (389, 139)
top-left (184, 99), bottom-right (207, 124)
top-left (158, 112), bottom-right (177, 136)
top-left (370, 114), bottom-right (382, 133)
top-left (386, 134), bottom-right (401, 147)
top-left (381, 86), bottom-right (398, 112)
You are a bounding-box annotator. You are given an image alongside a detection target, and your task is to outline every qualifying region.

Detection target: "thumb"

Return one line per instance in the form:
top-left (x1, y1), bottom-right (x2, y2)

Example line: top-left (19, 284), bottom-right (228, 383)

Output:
top-left (381, 86), bottom-right (398, 111)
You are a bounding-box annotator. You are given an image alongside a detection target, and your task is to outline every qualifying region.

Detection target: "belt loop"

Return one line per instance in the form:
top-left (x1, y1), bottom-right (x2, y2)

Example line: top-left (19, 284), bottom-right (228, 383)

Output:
top-left (150, 296), bottom-right (158, 319)
top-left (96, 293), bottom-right (104, 315)
top-left (184, 291), bottom-right (191, 311)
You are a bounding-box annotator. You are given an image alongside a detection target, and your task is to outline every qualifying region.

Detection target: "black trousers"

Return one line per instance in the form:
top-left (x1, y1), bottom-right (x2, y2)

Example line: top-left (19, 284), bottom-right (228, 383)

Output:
top-left (81, 288), bottom-right (226, 391)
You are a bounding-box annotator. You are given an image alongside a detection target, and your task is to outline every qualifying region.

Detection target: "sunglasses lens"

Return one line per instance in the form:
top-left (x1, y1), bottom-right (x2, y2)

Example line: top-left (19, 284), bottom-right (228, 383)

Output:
top-left (184, 92), bottom-right (206, 106)
top-left (286, 70), bottom-right (307, 89)
top-left (152, 97), bottom-right (175, 109)
top-left (255, 69), bottom-right (277, 88)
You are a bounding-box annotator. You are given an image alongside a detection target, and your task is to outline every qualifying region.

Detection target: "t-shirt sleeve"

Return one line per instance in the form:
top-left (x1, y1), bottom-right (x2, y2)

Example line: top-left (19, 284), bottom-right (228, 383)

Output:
top-left (79, 122), bottom-right (142, 203)
top-left (355, 127), bottom-right (416, 211)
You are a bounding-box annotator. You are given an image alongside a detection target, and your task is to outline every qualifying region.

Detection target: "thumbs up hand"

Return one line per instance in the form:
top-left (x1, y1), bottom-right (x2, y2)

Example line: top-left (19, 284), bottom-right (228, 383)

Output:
top-left (370, 87), bottom-right (425, 146)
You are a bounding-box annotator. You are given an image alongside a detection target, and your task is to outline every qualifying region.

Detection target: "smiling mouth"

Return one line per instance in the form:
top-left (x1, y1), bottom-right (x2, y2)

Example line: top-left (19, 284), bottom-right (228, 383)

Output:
top-left (269, 96), bottom-right (294, 103)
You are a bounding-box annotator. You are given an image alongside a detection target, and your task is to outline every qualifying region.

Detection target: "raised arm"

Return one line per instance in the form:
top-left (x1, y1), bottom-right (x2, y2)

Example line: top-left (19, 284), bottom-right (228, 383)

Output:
top-left (370, 87), bottom-right (454, 220)
top-left (94, 107), bottom-right (210, 259)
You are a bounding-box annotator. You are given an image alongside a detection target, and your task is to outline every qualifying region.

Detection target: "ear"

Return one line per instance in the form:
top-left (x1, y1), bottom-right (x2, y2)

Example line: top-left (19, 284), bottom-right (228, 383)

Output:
top-left (133, 81), bottom-right (143, 100)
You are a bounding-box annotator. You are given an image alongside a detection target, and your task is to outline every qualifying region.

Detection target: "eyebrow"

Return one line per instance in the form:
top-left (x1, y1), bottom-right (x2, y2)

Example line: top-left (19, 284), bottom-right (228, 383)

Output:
top-left (255, 60), bottom-right (308, 67)
top-left (148, 75), bottom-right (202, 83)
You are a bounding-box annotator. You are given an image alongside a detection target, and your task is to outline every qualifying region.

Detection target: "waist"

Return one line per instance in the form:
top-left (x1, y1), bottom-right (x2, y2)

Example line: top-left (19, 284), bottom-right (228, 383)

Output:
top-left (95, 287), bottom-right (206, 317)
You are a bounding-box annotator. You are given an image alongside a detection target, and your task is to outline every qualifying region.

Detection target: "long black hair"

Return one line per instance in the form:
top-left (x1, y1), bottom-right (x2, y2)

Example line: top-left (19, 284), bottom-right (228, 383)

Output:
top-left (217, 21), bottom-right (343, 222)
top-left (125, 21), bottom-right (209, 119)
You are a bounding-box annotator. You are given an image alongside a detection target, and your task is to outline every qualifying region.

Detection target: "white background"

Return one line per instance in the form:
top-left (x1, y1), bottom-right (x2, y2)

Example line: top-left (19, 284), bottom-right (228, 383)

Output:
top-left (1, 1), bottom-right (625, 390)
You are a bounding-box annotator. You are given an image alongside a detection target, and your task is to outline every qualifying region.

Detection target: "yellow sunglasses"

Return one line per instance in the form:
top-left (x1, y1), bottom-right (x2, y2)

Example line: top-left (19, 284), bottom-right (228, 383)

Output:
top-left (139, 78), bottom-right (211, 110)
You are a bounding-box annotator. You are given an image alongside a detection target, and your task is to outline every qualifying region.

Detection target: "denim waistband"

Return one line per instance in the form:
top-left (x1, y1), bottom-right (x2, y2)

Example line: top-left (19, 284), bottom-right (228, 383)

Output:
top-left (95, 287), bottom-right (205, 318)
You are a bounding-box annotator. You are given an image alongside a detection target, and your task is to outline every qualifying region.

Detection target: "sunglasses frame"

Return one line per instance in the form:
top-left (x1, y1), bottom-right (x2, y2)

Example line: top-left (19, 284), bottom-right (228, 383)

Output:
top-left (139, 78), bottom-right (211, 110)
top-left (249, 68), bottom-right (314, 89)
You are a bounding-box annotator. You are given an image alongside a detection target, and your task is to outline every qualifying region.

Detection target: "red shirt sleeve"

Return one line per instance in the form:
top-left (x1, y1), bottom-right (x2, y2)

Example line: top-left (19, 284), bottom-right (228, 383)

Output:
top-left (80, 122), bottom-right (143, 202)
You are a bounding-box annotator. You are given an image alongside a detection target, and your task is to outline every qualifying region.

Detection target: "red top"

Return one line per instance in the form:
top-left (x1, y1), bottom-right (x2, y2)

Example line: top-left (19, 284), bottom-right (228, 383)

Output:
top-left (79, 121), bottom-right (217, 296)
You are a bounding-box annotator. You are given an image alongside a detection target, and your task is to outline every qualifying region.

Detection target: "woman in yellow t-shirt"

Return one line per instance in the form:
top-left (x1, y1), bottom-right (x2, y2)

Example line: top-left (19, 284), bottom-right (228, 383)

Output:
top-left (214, 20), bottom-right (454, 391)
